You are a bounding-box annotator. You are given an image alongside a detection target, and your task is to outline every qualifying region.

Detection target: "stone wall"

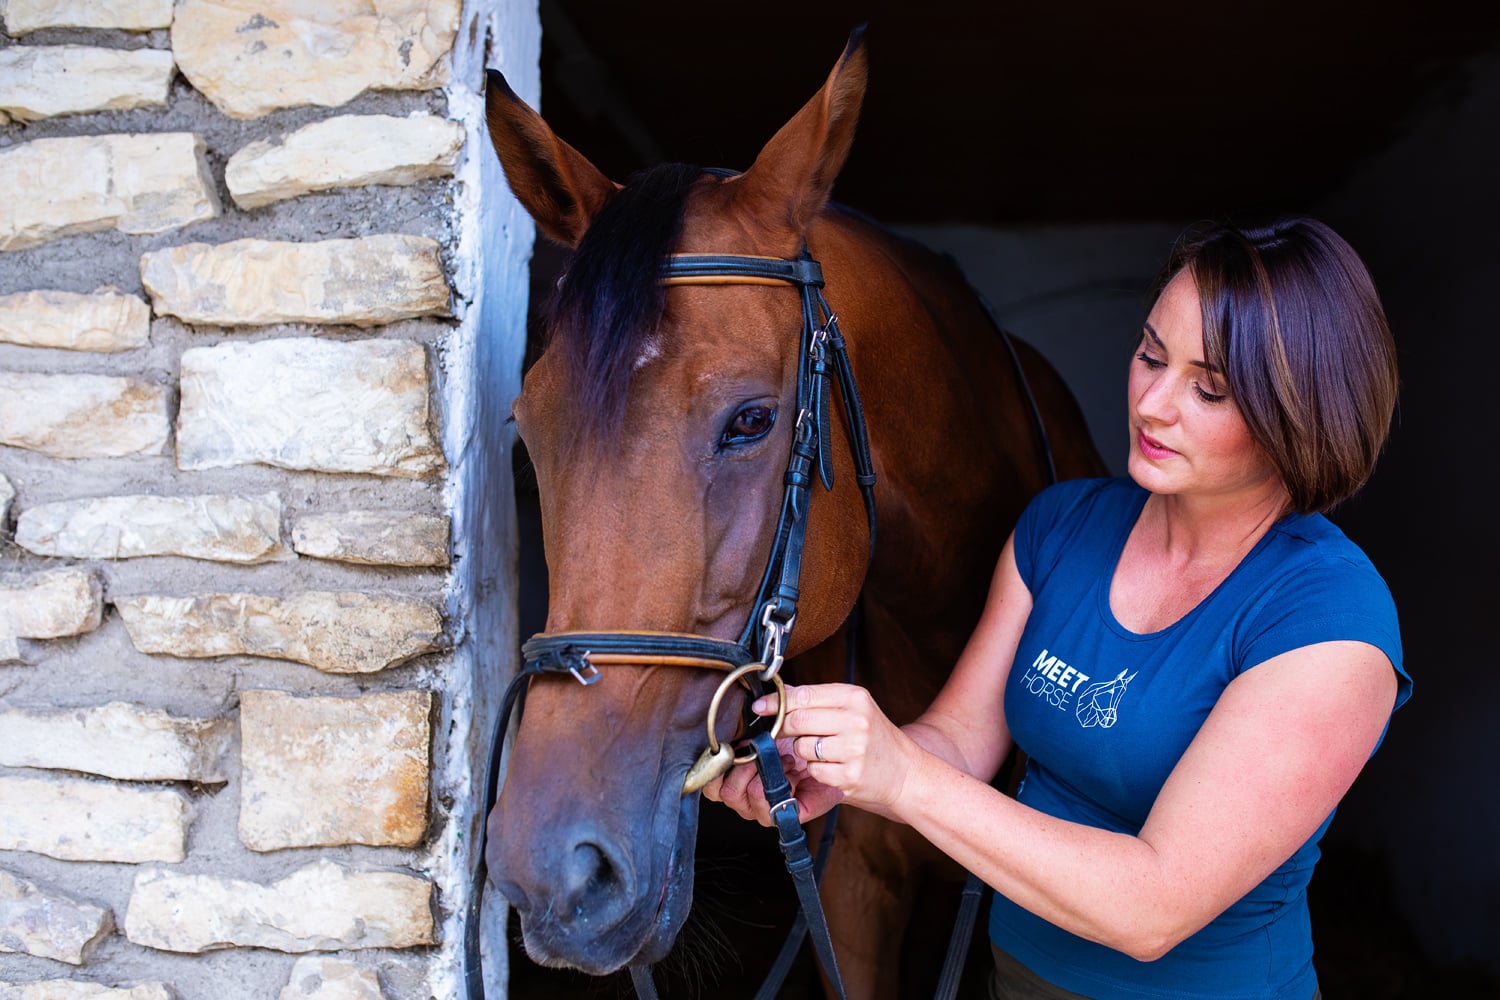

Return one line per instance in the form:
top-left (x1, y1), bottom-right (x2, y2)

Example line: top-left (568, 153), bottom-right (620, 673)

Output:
top-left (0, 1), bottom-right (536, 997)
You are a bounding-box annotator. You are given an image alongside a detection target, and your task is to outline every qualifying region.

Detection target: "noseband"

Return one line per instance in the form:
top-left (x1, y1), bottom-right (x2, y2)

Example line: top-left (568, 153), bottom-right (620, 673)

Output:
top-left (506, 245), bottom-right (878, 786)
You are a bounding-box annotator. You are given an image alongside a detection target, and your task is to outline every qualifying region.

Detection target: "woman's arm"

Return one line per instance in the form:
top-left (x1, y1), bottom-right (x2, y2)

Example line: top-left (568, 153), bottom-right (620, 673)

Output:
top-left (705, 533), bottom-right (1034, 824)
top-left (787, 637), bottom-right (1397, 959)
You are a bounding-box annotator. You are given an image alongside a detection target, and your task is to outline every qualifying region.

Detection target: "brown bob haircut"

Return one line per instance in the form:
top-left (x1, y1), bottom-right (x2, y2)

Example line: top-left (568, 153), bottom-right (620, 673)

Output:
top-left (1159, 217), bottom-right (1399, 514)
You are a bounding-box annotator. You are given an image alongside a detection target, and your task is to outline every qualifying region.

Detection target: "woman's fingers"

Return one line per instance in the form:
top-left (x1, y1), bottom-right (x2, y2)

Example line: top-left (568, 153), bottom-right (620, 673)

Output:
top-left (752, 682), bottom-right (865, 718)
top-left (706, 760), bottom-right (773, 825)
top-left (797, 733), bottom-right (839, 763)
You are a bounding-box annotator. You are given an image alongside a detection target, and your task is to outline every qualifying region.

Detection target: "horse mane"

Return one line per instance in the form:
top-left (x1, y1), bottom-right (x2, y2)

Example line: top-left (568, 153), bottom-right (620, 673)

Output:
top-left (545, 162), bottom-right (702, 439)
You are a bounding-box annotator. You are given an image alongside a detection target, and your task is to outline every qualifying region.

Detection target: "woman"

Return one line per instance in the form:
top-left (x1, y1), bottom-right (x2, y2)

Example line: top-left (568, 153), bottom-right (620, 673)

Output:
top-left (707, 216), bottom-right (1410, 999)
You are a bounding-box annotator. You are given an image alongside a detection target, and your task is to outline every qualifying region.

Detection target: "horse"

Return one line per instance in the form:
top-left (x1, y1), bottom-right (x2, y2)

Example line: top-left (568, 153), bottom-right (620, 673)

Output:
top-left (481, 26), bottom-right (1109, 999)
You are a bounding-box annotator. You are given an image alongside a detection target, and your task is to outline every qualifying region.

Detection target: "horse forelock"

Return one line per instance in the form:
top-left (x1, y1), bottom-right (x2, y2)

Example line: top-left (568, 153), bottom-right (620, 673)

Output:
top-left (545, 162), bottom-right (704, 441)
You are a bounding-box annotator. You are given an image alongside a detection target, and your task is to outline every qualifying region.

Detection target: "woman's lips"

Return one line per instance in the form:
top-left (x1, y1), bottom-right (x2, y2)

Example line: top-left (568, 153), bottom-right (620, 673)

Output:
top-left (1137, 429), bottom-right (1177, 460)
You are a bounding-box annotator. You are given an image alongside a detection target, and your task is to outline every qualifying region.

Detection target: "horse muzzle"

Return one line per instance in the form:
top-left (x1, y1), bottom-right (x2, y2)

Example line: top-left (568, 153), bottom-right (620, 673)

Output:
top-left (489, 782), bottom-right (699, 974)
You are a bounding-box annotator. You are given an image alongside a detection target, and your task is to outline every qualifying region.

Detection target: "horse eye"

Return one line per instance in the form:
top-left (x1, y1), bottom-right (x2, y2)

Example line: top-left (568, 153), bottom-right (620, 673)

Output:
top-left (721, 405), bottom-right (776, 446)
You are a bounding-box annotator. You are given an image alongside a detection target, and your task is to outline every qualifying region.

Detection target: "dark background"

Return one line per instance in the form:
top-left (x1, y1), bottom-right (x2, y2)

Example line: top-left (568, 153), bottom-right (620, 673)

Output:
top-left (507, 2), bottom-right (1500, 996)
top-left (533, 0), bottom-right (1499, 226)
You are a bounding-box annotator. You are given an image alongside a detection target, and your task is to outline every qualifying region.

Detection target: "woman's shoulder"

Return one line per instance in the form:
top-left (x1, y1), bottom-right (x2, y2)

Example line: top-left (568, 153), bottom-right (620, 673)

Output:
top-left (1238, 511), bottom-right (1406, 700)
top-left (1265, 510), bottom-right (1387, 580)
top-left (1014, 477), bottom-right (1142, 586)
top-left (1026, 475), bottom-right (1141, 523)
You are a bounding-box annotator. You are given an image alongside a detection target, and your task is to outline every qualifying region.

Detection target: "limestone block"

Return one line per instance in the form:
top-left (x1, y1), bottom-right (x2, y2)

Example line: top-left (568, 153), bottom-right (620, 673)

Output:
top-left (16, 493), bottom-right (288, 564)
top-left (140, 235), bottom-right (450, 327)
top-left (0, 474), bottom-right (12, 525)
top-left (0, 46), bottom-right (175, 124)
top-left (0, 568), bottom-right (102, 664)
top-left (0, 702), bottom-right (232, 783)
top-left (0, 371), bottom-right (170, 459)
top-left (0, 774), bottom-right (189, 863)
top-left (227, 114), bottom-right (465, 210)
top-left (171, 0), bottom-right (460, 119)
top-left (124, 860), bottom-right (435, 953)
top-left (0, 868), bottom-right (112, 965)
top-left (0, 983), bottom-right (173, 1000)
top-left (0, 133), bottom-right (218, 253)
top-left (0, 289), bottom-right (151, 352)
top-left (114, 591), bottom-right (443, 674)
top-left (177, 338), bottom-right (444, 478)
top-left (292, 511), bottom-right (449, 567)
top-left (0, 0), bottom-right (175, 33)
top-left (239, 690), bottom-right (431, 850)
top-left (280, 957), bottom-right (386, 1000)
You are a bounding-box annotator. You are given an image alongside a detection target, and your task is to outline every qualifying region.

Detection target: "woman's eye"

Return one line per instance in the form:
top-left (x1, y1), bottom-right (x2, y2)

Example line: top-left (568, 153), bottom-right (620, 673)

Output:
top-left (721, 405), bottom-right (776, 446)
top-left (1193, 383), bottom-right (1228, 404)
top-left (1135, 350), bottom-right (1165, 370)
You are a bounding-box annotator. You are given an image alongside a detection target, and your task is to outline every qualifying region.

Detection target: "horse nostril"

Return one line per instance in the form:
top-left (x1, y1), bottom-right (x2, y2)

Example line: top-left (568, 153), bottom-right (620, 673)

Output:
top-left (560, 839), bottom-right (628, 925)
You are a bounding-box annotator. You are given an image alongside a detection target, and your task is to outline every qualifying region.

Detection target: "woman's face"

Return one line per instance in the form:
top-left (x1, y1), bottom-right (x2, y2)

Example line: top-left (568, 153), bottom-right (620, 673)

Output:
top-left (1126, 269), bottom-right (1282, 502)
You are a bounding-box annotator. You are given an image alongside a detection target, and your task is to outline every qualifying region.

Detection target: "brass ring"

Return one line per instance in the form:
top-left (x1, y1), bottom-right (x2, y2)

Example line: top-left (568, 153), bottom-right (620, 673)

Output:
top-left (705, 662), bottom-right (787, 766)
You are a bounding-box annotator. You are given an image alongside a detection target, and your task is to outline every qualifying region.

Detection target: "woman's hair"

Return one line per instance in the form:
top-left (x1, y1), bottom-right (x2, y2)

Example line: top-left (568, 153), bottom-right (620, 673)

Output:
top-left (1157, 217), bottom-right (1399, 514)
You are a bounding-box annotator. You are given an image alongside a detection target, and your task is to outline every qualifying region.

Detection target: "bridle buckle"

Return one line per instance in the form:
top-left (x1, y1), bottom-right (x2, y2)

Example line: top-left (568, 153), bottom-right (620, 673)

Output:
top-left (759, 601), bottom-right (795, 681)
top-left (568, 655), bottom-right (601, 686)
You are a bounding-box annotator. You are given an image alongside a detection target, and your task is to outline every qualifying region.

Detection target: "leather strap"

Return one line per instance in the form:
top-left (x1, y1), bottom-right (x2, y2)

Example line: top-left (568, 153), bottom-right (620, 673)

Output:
top-left (522, 631), bottom-right (756, 677)
top-left (629, 965), bottom-right (660, 999)
top-left (662, 253), bottom-right (824, 287)
top-left (935, 871), bottom-right (987, 1000)
top-left (749, 731), bottom-right (847, 1000)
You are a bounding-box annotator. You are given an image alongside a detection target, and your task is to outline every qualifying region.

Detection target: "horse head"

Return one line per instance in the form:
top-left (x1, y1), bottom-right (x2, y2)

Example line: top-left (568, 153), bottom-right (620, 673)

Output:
top-left (484, 30), bottom-right (874, 973)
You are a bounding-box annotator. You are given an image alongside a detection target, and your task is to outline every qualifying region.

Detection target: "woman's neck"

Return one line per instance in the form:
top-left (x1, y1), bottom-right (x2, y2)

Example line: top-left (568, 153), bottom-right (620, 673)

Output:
top-left (1144, 479), bottom-right (1291, 565)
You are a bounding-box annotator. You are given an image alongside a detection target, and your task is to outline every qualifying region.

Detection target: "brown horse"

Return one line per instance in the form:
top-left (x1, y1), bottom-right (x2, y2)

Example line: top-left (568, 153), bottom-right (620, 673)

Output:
top-left (483, 26), bottom-right (1107, 999)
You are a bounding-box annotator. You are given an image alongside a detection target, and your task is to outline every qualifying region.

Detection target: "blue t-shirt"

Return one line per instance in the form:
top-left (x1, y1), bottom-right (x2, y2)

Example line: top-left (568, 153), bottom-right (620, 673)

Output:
top-left (989, 477), bottom-right (1409, 1000)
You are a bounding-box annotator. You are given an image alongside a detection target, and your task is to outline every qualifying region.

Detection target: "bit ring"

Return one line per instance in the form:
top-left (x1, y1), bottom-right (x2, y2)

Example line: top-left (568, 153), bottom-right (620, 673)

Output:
top-left (706, 662), bottom-right (787, 766)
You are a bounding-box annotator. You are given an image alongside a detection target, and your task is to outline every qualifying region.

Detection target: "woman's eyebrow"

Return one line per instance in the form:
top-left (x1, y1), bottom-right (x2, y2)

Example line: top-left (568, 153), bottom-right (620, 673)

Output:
top-left (1142, 321), bottom-right (1219, 373)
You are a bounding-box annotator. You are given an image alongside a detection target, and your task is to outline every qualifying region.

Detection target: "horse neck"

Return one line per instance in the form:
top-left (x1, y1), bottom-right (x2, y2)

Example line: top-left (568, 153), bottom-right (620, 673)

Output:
top-left (805, 212), bottom-right (1051, 696)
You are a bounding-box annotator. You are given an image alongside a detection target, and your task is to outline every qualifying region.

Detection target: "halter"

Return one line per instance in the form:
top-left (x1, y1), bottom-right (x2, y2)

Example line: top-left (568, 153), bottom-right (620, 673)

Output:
top-left (507, 245), bottom-right (878, 781)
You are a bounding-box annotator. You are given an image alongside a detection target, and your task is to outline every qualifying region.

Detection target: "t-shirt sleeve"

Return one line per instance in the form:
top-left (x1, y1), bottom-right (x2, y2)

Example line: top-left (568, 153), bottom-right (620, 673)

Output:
top-left (1236, 554), bottom-right (1410, 710)
top-left (1013, 478), bottom-right (1103, 591)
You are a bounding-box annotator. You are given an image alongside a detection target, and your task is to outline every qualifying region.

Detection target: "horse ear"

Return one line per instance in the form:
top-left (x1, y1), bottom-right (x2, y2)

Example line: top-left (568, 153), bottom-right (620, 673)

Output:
top-left (736, 26), bottom-right (869, 235)
top-left (485, 69), bottom-right (621, 248)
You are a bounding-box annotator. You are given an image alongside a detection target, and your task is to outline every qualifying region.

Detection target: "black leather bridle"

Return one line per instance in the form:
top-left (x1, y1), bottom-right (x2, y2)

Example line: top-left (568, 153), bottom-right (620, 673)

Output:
top-left (518, 247), bottom-right (877, 699)
top-left (467, 244), bottom-right (876, 1000)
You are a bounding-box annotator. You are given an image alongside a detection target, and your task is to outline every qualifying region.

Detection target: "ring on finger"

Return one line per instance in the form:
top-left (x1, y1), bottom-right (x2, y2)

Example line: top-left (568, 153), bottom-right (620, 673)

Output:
top-left (813, 736), bottom-right (825, 762)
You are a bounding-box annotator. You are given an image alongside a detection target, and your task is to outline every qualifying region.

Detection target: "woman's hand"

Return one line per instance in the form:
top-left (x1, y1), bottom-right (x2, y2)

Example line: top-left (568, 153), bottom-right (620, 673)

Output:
top-left (702, 682), bottom-right (915, 824)
top-left (702, 737), bottom-right (843, 826)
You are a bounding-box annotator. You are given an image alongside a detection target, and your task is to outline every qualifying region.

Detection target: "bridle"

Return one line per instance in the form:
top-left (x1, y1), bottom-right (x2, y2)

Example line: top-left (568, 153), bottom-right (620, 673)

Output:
top-left (517, 247), bottom-right (877, 720)
top-left (466, 242), bottom-right (877, 1000)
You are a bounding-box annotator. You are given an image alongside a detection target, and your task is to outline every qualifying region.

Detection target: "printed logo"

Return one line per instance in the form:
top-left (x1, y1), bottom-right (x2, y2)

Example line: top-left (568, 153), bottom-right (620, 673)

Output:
top-left (1019, 649), bottom-right (1091, 712)
top-left (1075, 669), bottom-right (1137, 729)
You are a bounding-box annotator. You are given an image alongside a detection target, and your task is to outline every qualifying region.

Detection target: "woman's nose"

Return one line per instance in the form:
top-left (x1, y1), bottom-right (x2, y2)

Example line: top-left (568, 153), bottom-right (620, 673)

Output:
top-left (1134, 372), bottom-right (1178, 423)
